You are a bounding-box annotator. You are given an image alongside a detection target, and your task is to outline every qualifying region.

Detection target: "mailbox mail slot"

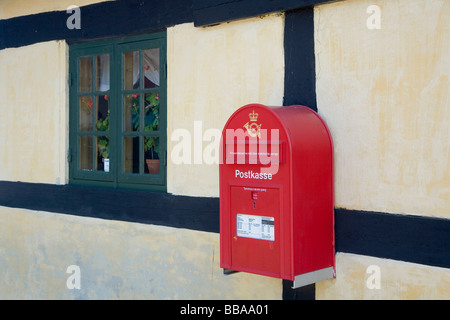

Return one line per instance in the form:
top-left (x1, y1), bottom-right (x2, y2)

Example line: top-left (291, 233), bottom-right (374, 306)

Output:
top-left (220, 104), bottom-right (335, 288)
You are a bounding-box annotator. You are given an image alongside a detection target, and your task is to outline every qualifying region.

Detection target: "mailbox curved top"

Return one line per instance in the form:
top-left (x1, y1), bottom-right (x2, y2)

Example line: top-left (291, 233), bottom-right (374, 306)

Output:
top-left (221, 103), bottom-right (334, 167)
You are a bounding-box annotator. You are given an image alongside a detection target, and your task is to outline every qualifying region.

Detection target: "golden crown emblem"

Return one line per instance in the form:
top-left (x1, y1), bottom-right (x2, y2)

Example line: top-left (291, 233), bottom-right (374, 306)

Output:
top-left (249, 110), bottom-right (259, 122)
top-left (244, 110), bottom-right (261, 138)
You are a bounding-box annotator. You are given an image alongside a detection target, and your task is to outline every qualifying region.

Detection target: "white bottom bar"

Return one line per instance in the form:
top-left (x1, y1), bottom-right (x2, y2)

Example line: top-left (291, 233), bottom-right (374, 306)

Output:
top-left (293, 267), bottom-right (335, 289)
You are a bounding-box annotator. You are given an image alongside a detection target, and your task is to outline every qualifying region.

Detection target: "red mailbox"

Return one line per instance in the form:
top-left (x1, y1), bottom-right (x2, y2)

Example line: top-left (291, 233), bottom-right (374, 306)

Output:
top-left (219, 104), bottom-right (335, 288)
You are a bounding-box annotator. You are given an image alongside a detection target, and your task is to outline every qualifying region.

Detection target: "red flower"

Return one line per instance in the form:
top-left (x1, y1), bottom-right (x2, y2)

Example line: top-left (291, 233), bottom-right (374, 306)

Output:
top-left (145, 65), bottom-right (150, 70)
top-left (132, 94), bottom-right (139, 99)
top-left (87, 101), bottom-right (93, 109)
top-left (104, 95), bottom-right (109, 100)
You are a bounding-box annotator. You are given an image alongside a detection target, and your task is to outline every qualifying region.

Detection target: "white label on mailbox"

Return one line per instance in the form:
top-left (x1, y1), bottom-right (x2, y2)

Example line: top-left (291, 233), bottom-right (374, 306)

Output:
top-left (236, 214), bottom-right (275, 241)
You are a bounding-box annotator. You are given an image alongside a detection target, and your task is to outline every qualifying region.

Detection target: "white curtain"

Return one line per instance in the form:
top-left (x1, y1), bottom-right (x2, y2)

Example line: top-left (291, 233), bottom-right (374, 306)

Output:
top-left (133, 49), bottom-right (160, 87)
top-left (97, 50), bottom-right (160, 91)
top-left (98, 54), bottom-right (110, 92)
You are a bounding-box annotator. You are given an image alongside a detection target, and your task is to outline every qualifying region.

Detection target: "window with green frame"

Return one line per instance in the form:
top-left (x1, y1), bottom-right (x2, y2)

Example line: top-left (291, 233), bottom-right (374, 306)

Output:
top-left (69, 33), bottom-right (167, 191)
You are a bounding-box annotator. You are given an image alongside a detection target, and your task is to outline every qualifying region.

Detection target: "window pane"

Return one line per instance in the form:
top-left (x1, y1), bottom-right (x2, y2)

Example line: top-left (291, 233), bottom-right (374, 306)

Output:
top-left (123, 51), bottom-right (139, 90)
top-left (96, 136), bottom-right (110, 172)
top-left (79, 56), bottom-right (93, 93)
top-left (96, 54), bottom-right (110, 92)
top-left (124, 94), bottom-right (140, 132)
top-left (96, 95), bottom-right (110, 132)
top-left (144, 93), bottom-right (159, 132)
top-left (144, 136), bottom-right (160, 174)
top-left (79, 96), bottom-right (93, 131)
top-left (79, 136), bottom-right (93, 170)
top-left (123, 136), bottom-right (139, 174)
top-left (143, 48), bottom-right (160, 88)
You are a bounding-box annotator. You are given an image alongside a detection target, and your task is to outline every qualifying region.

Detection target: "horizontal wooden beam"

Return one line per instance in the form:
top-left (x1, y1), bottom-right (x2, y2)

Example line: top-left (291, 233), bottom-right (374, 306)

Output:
top-left (0, 0), bottom-right (194, 50)
top-left (192, 0), bottom-right (338, 27)
top-left (1, 180), bottom-right (449, 270)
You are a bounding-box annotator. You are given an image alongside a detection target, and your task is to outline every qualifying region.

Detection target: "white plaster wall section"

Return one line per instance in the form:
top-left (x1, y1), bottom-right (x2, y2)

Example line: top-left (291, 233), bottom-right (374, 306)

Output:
top-left (316, 253), bottom-right (450, 300)
top-left (314, 0), bottom-right (450, 218)
top-left (0, 41), bottom-right (68, 184)
top-left (0, 206), bottom-right (282, 299)
top-left (167, 14), bottom-right (285, 197)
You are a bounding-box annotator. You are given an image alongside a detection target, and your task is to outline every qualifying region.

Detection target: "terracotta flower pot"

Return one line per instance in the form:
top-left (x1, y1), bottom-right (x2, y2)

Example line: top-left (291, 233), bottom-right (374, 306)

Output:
top-left (146, 159), bottom-right (159, 174)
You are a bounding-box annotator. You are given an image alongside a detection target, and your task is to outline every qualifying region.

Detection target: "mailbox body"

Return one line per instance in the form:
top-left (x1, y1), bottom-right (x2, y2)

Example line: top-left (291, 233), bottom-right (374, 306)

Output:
top-left (219, 104), bottom-right (335, 287)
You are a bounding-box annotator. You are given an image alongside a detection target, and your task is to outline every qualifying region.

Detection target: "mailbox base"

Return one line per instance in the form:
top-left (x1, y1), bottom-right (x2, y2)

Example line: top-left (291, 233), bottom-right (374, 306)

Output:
top-left (223, 268), bottom-right (240, 275)
top-left (222, 266), bottom-right (335, 289)
top-left (292, 267), bottom-right (335, 289)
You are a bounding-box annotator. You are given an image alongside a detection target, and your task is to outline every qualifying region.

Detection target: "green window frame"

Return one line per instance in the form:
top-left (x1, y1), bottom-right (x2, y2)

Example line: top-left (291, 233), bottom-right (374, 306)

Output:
top-left (69, 32), bottom-right (167, 191)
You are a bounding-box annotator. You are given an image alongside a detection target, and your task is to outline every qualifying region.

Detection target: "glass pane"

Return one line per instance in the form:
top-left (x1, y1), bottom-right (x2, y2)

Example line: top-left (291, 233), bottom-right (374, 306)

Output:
top-left (123, 136), bottom-right (139, 174)
top-left (96, 95), bottom-right (110, 132)
top-left (96, 136), bottom-right (110, 172)
top-left (96, 54), bottom-right (110, 92)
top-left (79, 96), bottom-right (93, 131)
top-left (143, 48), bottom-right (160, 88)
top-left (124, 94), bottom-right (140, 132)
top-left (79, 56), bottom-right (93, 93)
top-left (123, 51), bottom-right (139, 90)
top-left (144, 93), bottom-right (160, 132)
top-left (144, 136), bottom-right (160, 174)
top-left (79, 136), bottom-right (93, 170)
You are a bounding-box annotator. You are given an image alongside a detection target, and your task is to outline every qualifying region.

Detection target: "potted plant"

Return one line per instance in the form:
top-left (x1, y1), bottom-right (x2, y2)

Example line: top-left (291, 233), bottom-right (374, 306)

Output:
top-left (144, 92), bottom-right (160, 174)
top-left (81, 95), bottom-right (110, 171)
top-left (95, 95), bottom-right (110, 171)
top-left (131, 93), bottom-right (160, 174)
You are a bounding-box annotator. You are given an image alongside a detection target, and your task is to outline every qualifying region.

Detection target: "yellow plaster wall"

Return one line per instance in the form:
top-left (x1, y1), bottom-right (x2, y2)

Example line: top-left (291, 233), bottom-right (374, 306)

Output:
top-left (0, 0), bottom-right (113, 19)
top-left (167, 14), bottom-right (285, 197)
top-left (0, 41), bottom-right (68, 185)
top-left (0, 206), bottom-right (281, 299)
top-left (315, 0), bottom-right (450, 218)
top-left (317, 253), bottom-right (450, 299)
